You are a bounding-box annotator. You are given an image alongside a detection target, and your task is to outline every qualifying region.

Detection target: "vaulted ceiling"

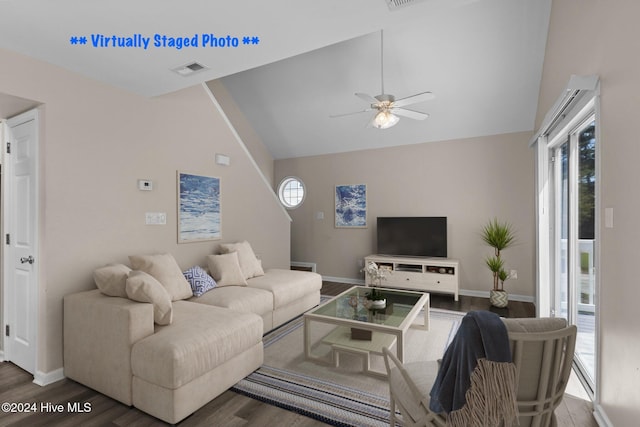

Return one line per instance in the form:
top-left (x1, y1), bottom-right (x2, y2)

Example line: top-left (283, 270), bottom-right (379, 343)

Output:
top-left (0, 0), bottom-right (551, 159)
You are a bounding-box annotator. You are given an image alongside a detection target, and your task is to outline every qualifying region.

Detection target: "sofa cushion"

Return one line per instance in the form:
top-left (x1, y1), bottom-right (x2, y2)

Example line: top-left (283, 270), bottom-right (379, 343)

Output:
top-left (183, 265), bottom-right (217, 297)
top-left (129, 254), bottom-right (193, 301)
top-left (219, 241), bottom-right (264, 279)
top-left (131, 301), bottom-right (262, 389)
top-left (206, 252), bottom-right (247, 287)
top-left (126, 271), bottom-right (173, 325)
top-left (247, 269), bottom-right (322, 308)
top-left (94, 263), bottom-right (131, 297)
top-left (189, 285), bottom-right (274, 316)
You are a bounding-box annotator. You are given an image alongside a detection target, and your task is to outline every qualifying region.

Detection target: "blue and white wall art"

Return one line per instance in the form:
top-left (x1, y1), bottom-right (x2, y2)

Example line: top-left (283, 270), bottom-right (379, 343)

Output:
top-left (335, 184), bottom-right (367, 228)
top-left (178, 172), bottom-right (221, 242)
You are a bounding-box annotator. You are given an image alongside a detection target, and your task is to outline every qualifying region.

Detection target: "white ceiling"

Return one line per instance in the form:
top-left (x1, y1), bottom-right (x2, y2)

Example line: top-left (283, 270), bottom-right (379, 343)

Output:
top-left (0, 0), bottom-right (551, 159)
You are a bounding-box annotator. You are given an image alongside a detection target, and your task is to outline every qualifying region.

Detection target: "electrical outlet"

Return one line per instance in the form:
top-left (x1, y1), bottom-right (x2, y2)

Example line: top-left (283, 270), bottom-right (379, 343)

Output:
top-left (138, 179), bottom-right (153, 191)
top-left (509, 269), bottom-right (518, 279)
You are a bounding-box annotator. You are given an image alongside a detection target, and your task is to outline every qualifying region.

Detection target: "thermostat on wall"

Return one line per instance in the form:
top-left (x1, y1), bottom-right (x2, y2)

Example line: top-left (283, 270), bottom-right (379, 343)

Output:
top-left (215, 154), bottom-right (230, 166)
top-left (138, 179), bottom-right (153, 191)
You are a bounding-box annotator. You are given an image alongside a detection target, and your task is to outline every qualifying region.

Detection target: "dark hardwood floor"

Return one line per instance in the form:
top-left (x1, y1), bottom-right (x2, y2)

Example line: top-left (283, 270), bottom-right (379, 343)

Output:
top-left (321, 281), bottom-right (536, 318)
top-left (0, 282), bottom-right (593, 426)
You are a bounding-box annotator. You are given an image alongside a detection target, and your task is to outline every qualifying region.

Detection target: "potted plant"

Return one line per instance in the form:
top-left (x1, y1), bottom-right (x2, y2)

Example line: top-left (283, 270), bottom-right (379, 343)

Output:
top-left (365, 287), bottom-right (387, 309)
top-left (361, 261), bottom-right (387, 308)
top-left (481, 218), bottom-right (516, 308)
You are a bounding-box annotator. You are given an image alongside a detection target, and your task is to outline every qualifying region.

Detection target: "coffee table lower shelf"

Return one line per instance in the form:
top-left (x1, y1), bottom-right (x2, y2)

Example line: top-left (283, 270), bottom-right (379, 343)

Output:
top-left (320, 326), bottom-right (397, 377)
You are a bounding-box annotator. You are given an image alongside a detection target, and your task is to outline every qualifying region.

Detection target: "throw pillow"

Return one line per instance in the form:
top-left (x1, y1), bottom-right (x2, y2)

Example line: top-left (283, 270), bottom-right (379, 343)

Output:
top-left (218, 241), bottom-right (265, 279)
top-left (94, 263), bottom-right (131, 297)
top-left (128, 253), bottom-right (193, 301)
top-left (183, 265), bottom-right (217, 297)
top-left (206, 252), bottom-right (248, 287)
top-left (126, 271), bottom-right (173, 325)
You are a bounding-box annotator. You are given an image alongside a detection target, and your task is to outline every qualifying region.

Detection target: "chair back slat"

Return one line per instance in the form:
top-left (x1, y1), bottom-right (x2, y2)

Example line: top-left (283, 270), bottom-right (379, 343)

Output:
top-left (507, 324), bottom-right (577, 427)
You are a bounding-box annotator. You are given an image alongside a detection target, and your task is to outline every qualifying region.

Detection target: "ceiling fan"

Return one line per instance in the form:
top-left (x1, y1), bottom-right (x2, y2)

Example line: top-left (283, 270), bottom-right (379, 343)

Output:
top-left (331, 30), bottom-right (435, 129)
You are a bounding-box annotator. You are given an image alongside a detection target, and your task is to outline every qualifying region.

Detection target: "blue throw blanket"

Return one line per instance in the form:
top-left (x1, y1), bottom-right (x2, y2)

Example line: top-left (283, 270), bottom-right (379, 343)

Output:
top-left (429, 310), bottom-right (517, 426)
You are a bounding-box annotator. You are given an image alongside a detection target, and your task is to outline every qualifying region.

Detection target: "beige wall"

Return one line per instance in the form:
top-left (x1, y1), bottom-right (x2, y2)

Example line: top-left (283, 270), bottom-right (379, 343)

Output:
top-left (206, 79), bottom-right (275, 187)
top-left (275, 132), bottom-right (535, 298)
top-left (538, 1), bottom-right (640, 424)
top-left (0, 47), bottom-right (290, 374)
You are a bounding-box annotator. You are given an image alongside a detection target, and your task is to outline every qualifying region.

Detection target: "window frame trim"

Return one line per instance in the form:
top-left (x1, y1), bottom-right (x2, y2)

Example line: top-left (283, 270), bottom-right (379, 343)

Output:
top-left (277, 176), bottom-right (306, 209)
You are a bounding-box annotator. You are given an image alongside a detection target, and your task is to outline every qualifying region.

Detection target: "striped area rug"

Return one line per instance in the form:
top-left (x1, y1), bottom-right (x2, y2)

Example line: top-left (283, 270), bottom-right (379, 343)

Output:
top-left (232, 306), bottom-right (463, 426)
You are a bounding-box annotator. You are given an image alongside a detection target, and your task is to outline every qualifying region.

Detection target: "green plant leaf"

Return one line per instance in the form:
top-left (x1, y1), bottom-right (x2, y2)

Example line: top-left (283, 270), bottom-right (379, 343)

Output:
top-left (481, 218), bottom-right (516, 252)
top-left (486, 256), bottom-right (504, 272)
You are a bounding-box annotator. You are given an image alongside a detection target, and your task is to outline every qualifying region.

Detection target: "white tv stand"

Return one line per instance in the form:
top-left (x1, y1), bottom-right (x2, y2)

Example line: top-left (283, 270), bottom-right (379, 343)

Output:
top-left (364, 254), bottom-right (459, 301)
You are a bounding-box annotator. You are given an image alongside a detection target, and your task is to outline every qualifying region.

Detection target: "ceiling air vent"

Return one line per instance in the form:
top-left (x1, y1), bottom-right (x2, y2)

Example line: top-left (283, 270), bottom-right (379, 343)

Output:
top-left (385, 0), bottom-right (424, 10)
top-left (172, 61), bottom-right (208, 77)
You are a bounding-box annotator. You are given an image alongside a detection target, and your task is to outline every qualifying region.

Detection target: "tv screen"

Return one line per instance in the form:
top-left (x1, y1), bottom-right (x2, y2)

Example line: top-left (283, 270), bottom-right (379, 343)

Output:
top-left (376, 217), bottom-right (447, 258)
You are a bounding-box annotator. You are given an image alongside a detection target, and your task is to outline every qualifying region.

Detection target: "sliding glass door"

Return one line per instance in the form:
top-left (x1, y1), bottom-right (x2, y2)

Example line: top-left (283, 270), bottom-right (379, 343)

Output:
top-left (550, 115), bottom-right (597, 392)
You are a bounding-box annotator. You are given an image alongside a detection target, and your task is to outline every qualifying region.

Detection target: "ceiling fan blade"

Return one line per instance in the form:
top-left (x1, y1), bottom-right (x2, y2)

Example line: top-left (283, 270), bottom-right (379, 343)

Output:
top-left (391, 107), bottom-right (430, 120)
top-left (355, 92), bottom-right (380, 106)
top-left (330, 108), bottom-right (373, 118)
top-left (393, 91), bottom-right (435, 108)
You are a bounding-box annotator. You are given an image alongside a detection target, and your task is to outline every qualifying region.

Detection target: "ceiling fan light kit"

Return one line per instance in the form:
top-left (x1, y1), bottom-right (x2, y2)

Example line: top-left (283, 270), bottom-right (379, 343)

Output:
top-left (373, 110), bottom-right (399, 129)
top-left (332, 29), bottom-right (434, 129)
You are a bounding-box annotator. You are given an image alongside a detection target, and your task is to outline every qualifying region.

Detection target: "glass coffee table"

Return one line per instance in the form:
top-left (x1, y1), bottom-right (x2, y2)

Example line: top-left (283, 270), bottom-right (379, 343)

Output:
top-left (303, 286), bottom-right (429, 377)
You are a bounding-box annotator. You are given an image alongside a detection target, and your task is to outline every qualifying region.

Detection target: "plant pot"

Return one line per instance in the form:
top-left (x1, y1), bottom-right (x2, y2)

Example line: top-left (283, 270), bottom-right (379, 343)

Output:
top-left (490, 290), bottom-right (509, 308)
top-left (369, 298), bottom-right (386, 309)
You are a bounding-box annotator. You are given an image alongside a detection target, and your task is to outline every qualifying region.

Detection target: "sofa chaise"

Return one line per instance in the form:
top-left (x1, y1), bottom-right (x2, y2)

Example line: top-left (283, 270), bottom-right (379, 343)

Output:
top-left (64, 242), bottom-right (322, 424)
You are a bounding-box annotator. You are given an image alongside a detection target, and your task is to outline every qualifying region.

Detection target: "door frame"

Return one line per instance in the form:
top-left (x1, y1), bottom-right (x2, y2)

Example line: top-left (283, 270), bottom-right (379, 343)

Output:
top-left (537, 93), bottom-right (600, 398)
top-left (2, 108), bottom-right (40, 377)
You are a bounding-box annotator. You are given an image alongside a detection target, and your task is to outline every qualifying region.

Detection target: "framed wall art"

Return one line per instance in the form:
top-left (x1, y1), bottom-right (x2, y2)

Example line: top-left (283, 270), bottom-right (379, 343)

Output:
top-left (177, 172), bottom-right (221, 242)
top-left (335, 184), bottom-right (367, 228)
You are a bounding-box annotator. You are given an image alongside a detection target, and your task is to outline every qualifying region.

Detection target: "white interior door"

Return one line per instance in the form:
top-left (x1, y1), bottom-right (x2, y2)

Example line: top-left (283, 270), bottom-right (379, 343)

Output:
top-left (4, 109), bottom-right (39, 375)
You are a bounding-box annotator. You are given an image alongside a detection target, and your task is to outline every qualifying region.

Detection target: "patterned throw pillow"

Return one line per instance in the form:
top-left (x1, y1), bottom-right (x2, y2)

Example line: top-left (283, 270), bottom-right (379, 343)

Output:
top-left (183, 265), bottom-right (217, 297)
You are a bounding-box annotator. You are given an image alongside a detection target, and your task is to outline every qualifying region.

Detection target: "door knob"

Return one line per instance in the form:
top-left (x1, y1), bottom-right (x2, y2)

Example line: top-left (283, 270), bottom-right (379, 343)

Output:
top-left (20, 256), bottom-right (35, 264)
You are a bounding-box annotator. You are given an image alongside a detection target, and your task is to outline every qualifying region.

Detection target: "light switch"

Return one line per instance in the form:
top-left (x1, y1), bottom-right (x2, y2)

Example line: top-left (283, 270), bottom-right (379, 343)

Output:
top-left (145, 212), bottom-right (167, 225)
top-left (605, 207), bottom-right (614, 228)
top-left (316, 211), bottom-right (324, 220)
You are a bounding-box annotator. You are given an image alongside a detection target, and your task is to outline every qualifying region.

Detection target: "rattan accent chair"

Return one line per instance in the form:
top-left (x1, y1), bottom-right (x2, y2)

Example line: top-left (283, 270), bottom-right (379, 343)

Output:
top-left (383, 317), bottom-right (577, 427)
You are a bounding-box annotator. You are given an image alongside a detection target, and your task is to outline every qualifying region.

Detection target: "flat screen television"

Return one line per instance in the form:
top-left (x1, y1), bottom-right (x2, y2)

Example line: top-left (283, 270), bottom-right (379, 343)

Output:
top-left (376, 216), bottom-right (447, 258)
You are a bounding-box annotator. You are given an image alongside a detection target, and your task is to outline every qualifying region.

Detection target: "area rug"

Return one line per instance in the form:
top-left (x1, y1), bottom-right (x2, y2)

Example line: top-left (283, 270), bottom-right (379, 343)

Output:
top-left (231, 305), bottom-right (464, 426)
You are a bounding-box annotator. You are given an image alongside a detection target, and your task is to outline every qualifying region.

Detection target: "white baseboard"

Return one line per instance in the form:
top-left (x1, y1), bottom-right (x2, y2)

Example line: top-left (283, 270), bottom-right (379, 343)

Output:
top-left (0, 350), bottom-right (4, 362)
top-left (33, 367), bottom-right (65, 386)
top-left (321, 276), bottom-right (535, 303)
top-left (593, 404), bottom-right (613, 427)
top-left (459, 289), bottom-right (535, 303)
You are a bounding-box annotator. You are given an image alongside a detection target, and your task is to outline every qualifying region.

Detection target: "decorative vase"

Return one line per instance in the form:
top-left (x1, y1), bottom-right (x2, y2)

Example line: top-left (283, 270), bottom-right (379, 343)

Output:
top-left (490, 290), bottom-right (509, 308)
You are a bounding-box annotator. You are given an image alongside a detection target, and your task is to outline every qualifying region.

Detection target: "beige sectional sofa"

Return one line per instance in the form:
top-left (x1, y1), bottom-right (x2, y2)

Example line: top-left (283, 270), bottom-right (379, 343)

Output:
top-left (63, 243), bottom-right (322, 424)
